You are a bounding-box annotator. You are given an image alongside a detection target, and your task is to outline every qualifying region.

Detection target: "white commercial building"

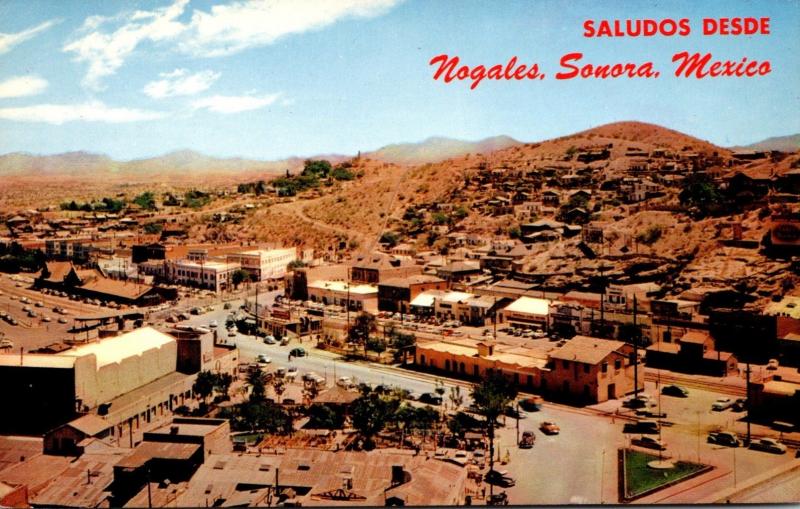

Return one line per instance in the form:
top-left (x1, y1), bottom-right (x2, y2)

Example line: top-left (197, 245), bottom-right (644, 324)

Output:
top-left (168, 259), bottom-right (241, 292)
top-left (307, 280), bottom-right (378, 313)
top-left (227, 247), bottom-right (297, 281)
top-left (499, 296), bottom-right (551, 329)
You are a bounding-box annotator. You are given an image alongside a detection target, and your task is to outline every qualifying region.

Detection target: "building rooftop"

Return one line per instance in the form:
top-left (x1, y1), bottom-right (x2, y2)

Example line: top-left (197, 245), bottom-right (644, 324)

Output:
top-left (308, 280), bottom-right (378, 295)
top-left (764, 296), bottom-right (800, 319)
top-left (503, 296), bottom-right (550, 316)
top-left (147, 418), bottom-right (228, 439)
top-left (379, 275), bottom-right (444, 288)
top-left (116, 442), bottom-right (201, 469)
top-left (65, 327), bottom-right (175, 369)
top-left (548, 335), bottom-right (626, 365)
top-left (680, 331), bottom-right (711, 345)
top-left (64, 414), bottom-right (112, 436)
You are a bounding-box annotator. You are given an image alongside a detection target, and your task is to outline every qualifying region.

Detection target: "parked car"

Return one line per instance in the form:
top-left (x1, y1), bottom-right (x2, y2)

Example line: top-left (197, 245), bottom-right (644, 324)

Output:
top-left (228, 329), bottom-right (237, 337)
top-left (731, 398), bottom-right (747, 412)
top-left (632, 436), bottom-right (667, 451)
top-left (484, 470), bottom-right (516, 487)
top-left (749, 438), bottom-right (787, 454)
top-left (35, 301), bottom-right (44, 308)
top-left (289, 347), bottom-right (306, 357)
top-left (518, 431), bottom-right (535, 449)
top-left (256, 354), bottom-right (272, 365)
top-left (623, 420), bottom-right (660, 434)
top-left (486, 492), bottom-right (509, 506)
top-left (707, 431), bottom-right (740, 447)
top-left (623, 394), bottom-right (653, 409)
top-left (661, 385), bottom-right (689, 398)
top-left (419, 393), bottom-right (443, 405)
top-left (766, 358), bottom-right (779, 370)
top-left (208, 320), bottom-right (218, 328)
top-left (712, 397), bottom-right (734, 411)
top-left (539, 421), bottom-right (560, 435)
top-left (264, 335), bottom-right (276, 345)
top-left (58, 317), bottom-right (68, 324)
top-left (337, 376), bottom-right (355, 388)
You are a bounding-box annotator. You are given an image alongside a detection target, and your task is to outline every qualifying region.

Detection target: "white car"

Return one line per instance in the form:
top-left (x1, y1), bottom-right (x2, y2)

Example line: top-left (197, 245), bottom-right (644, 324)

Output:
top-left (337, 376), bottom-right (354, 388)
top-left (256, 354), bottom-right (272, 365)
top-left (712, 397), bottom-right (734, 411)
top-left (209, 320), bottom-right (218, 328)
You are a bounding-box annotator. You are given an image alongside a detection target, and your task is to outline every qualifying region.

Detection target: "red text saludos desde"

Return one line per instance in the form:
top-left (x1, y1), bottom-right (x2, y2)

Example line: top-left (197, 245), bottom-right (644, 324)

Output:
top-left (582, 17), bottom-right (770, 37)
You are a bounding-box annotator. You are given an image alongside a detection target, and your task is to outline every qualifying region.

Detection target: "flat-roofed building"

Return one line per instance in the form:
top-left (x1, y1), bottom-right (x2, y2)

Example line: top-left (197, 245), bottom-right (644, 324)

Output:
top-left (378, 275), bottom-right (447, 313)
top-left (308, 280), bottom-right (378, 313)
top-left (0, 328), bottom-right (195, 435)
top-left (167, 259), bottom-right (240, 292)
top-left (499, 296), bottom-right (550, 329)
top-left (227, 247), bottom-right (297, 281)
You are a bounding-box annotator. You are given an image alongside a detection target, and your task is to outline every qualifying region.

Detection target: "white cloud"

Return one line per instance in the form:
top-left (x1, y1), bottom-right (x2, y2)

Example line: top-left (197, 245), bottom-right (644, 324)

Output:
top-left (143, 68), bottom-right (221, 99)
top-left (65, 0), bottom-right (402, 88)
top-left (63, 0), bottom-right (190, 90)
top-left (179, 0), bottom-right (404, 57)
top-left (0, 75), bottom-right (48, 98)
top-left (192, 93), bottom-right (280, 114)
top-left (0, 19), bottom-right (59, 55)
top-left (0, 101), bottom-right (166, 124)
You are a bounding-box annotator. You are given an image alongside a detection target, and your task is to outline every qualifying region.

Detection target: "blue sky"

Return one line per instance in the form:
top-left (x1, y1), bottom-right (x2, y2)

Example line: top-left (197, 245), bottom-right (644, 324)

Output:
top-left (0, 0), bottom-right (798, 160)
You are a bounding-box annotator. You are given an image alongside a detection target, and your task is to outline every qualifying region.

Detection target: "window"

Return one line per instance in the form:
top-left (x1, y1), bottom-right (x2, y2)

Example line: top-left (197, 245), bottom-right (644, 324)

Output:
top-left (583, 363), bottom-right (590, 374)
top-left (614, 359), bottom-right (622, 370)
top-left (562, 360), bottom-right (569, 369)
top-left (601, 362), bottom-right (608, 373)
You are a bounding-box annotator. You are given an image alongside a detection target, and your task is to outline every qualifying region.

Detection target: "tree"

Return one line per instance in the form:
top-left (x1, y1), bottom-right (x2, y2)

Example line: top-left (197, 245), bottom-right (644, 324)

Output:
top-left (272, 377), bottom-right (286, 404)
top-left (448, 386), bottom-right (464, 411)
top-left (307, 404), bottom-right (345, 429)
top-left (192, 370), bottom-right (216, 404)
top-left (349, 312), bottom-right (376, 358)
top-left (232, 269), bottom-right (250, 289)
top-left (302, 159), bottom-right (332, 178)
top-left (238, 401), bottom-right (293, 433)
top-left (379, 231), bottom-right (400, 248)
top-left (351, 393), bottom-right (392, 449)
top-left (214, 372), bottom-right (234, 400)
top-left (133, 191), bottom-right (157, 210)
top-left (246, 369), bottom-right (267, 402)
top-left (471, 373), bottom-right (518, 495)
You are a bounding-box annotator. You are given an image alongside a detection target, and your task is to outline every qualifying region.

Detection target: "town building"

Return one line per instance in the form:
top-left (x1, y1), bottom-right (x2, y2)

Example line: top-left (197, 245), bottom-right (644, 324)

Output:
top-left (45, 237), bottom-right (94, 263)
top-left (0, 327), bottom-right (237, 438)
top-left (166, 259), bottom-right (241, 292)
top-left (350, 254), bottom-right (421, 284)
top-left (415, 335), bottom-right (641, 403)
top-left (36, 261), bottom-right (171, 306)
top-left (545, 336), bottom-right (641, 403)
top-left (226, 247), bottom-right (297, 281)
top-left (644, 331), bottom-right (738, 377)
top-left (377, 275), bottom-right (447, 313)
top-left (307, 280), bottom-right (379, 313)
top-left (498, 296), bottom-right (550, 330)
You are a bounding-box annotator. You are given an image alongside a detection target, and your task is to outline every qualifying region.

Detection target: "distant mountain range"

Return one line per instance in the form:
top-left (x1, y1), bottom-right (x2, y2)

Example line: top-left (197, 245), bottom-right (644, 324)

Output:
top-left (1, 129), bottom-right (796, 178)
top-left (736, 134), bottom-right (800, 153)
top-left (0, 150), bottom-right (342, 178)
top-left (365, 135), bottom-right (521, 165)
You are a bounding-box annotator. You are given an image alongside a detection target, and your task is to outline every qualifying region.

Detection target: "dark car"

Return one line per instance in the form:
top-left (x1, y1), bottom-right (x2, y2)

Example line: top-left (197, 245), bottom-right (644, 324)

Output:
top-left (707, 431), bottom-right (740, 447)
top-left (731, 398), bottom-right (747, 412)
top-left (419, 393), bottom-right (443, 405)
top-left (661, 385), bottom-right (689, 398)
top-left (289, 347), bottom-right (307, 357)
top-left (484, 470), bottom-right (516, 487)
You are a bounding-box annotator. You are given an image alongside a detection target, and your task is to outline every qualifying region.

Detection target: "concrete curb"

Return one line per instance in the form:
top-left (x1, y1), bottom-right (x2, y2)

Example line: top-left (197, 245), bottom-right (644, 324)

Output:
top-left (699, 457), bottom-right (800, 503)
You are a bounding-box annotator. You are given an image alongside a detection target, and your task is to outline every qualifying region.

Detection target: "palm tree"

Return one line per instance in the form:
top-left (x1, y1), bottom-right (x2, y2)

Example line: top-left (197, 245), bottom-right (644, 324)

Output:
top-left (246, 369), bottom-right (266, 402)
top-left (471, 373), bottom-right (518, 498)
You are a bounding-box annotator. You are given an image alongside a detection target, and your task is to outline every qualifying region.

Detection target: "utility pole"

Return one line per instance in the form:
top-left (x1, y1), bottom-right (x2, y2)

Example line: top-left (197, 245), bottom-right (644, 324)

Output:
top-left (147, 467), bottom-right (153, 508)
top-left (633, 295), bottom-right (639, 398)
top-left (745, 362), bottom-right (751, 445)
